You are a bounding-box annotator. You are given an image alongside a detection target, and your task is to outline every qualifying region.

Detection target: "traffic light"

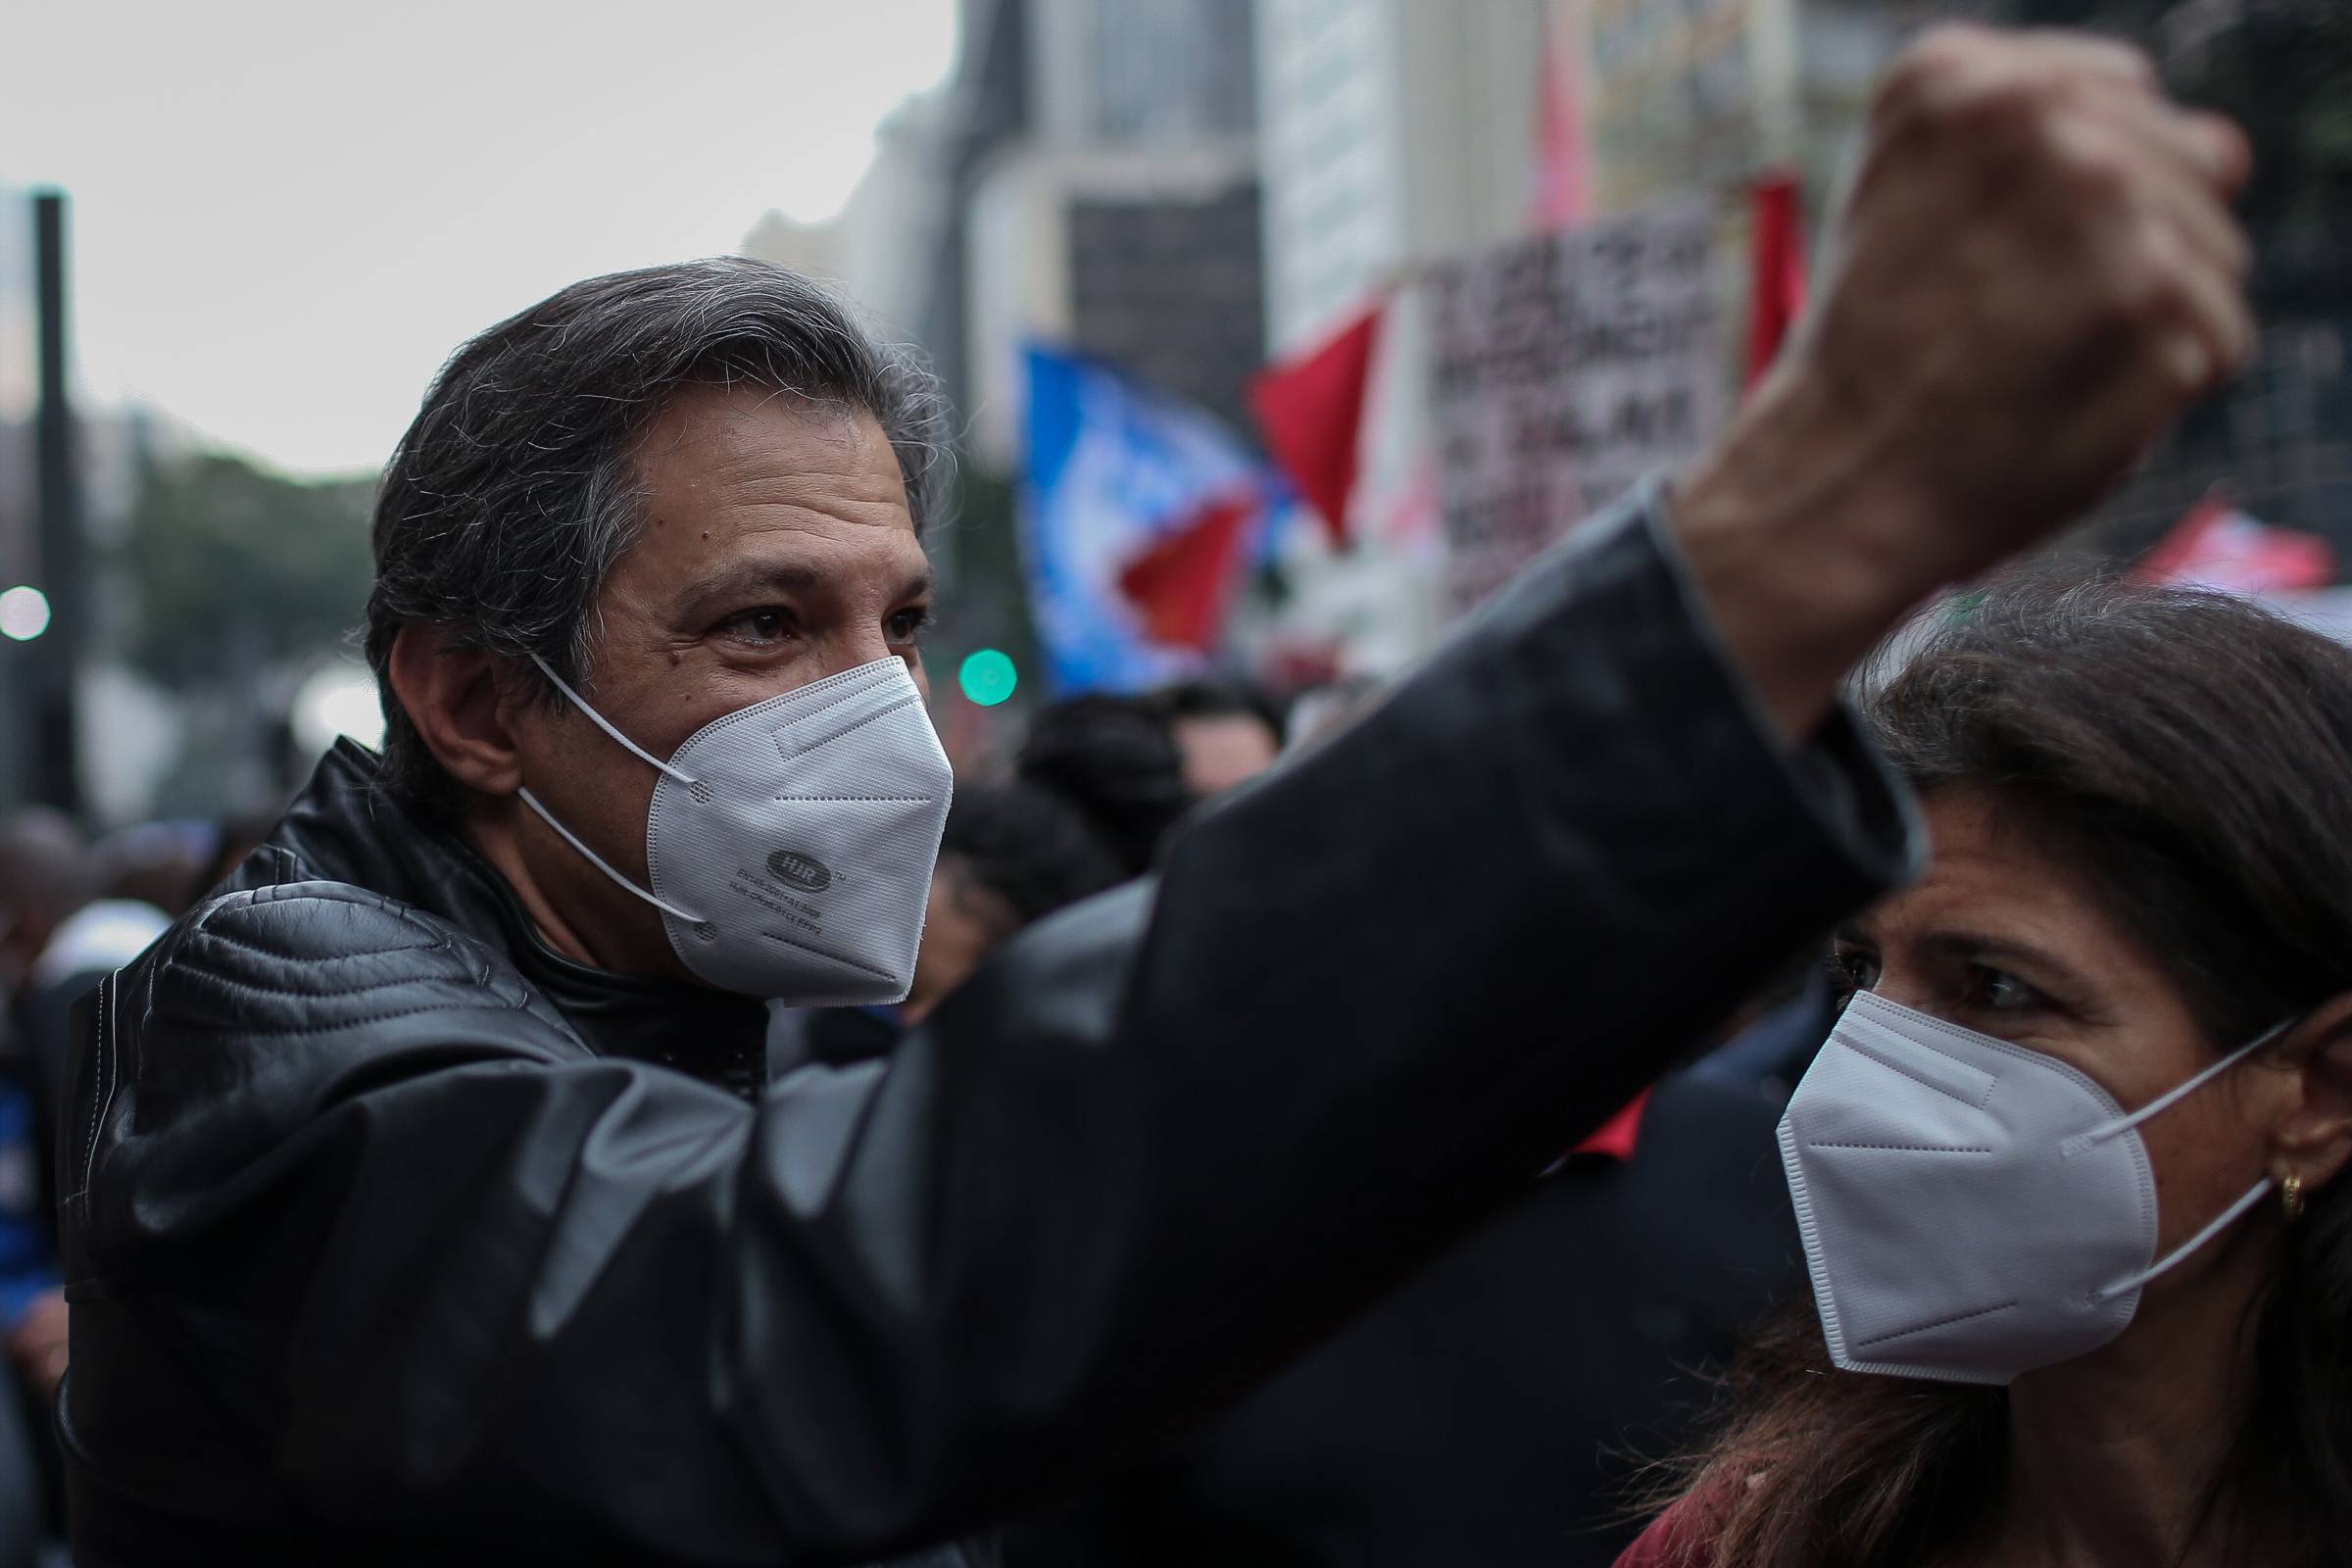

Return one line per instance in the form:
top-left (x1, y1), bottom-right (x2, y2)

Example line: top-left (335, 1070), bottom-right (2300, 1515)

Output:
top-left (957, 648), bottom-right (1018, 707)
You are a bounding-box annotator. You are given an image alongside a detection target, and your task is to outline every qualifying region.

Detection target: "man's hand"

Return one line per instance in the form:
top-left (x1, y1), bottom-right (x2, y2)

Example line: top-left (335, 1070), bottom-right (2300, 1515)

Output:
top-left (1675, 26), bottom-right (2253, 739)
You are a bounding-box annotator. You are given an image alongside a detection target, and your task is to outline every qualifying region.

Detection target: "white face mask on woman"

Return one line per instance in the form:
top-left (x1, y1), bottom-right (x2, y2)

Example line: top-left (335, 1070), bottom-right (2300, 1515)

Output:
top-left (1778, 989), bottom-right (2279, 1386)
top-left (516, 654), bottom-right (954, 1006)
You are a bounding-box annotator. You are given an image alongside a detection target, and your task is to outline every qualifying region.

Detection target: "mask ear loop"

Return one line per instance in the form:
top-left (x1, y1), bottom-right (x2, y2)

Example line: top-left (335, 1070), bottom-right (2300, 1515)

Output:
top-left (517, 654), bottom-right (709, 926)
top-left (2061, 1018), bottom-right (2293, 1160)
top-left (528, 655), bottom-right (700, 787)
top-left (514, 789), bottom-right (707, 926)
top-left (2067, 1017), bottom-right (2295, 1305)
top-left (2088, 1180), bottom-right (2274, 1305)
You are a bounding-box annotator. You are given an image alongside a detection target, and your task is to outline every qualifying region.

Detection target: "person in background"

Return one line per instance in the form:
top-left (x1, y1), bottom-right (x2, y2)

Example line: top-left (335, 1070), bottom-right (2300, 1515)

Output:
top-left (903, 781), bottom-right (1126, 1025)
top-left (16, 829), bottom-right (183, 1170)
top-left (0, 814), bottom-right (86, 1568)
top-left (1, 814), bottom-right (237, 1445)
top-left (779, 781), bottom-right (1127, 1068)
top-left (0, 811), bottom-right (89, 1376)
top-left (0, 813), bottom-right (86, 1019)
top-left (1014, 694), bottom-right (1192, 876)
top-left (1151, 679), bottom-right (1286, 801)
top-left (1627, 576), bottom-right (2352, 1568)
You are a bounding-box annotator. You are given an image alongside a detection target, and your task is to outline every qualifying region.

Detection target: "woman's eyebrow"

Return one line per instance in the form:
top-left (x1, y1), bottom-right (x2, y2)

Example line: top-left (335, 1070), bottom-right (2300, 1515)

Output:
top-left (1920, 929), bottom-right (2093, 993)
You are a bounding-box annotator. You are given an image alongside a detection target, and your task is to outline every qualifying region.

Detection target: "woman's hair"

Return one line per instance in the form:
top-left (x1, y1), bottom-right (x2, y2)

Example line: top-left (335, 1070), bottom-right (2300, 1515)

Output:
top-left (1653, 569), bottom-right (2352, 1568)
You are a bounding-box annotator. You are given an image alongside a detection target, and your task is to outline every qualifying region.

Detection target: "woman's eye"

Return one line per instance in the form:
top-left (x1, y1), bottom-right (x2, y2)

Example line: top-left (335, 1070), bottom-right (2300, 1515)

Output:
top-left (1968, 965), bottom-right (2043, 1013)
top-left (1829, 947), bottom-right (1880, 993)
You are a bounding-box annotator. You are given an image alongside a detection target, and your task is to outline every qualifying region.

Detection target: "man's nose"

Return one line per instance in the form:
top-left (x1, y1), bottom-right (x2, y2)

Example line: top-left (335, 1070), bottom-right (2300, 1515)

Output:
top-left (817, 627), bottom-right (898, 678)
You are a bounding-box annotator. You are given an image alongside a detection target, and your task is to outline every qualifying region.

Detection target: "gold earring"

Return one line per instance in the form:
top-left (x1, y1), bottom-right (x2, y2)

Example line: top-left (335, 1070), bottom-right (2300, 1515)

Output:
top-left (2283, 1173), bottom-right (2308, 1224)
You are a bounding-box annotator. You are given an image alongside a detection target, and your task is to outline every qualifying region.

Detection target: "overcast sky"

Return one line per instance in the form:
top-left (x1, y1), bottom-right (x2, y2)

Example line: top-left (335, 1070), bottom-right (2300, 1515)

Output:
top-left (4, 0), bottom-right (960, 475)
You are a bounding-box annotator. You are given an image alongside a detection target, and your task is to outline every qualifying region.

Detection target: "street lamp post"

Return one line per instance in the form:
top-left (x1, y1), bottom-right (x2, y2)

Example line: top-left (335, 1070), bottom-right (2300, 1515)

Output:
top-left (29, 190), bottom-right (83, 816)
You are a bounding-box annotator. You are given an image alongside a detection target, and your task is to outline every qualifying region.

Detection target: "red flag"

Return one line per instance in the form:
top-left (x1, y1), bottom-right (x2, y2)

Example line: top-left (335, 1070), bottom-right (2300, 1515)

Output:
top-left (1250, 302), bottom-right (1383, 549)
top-left (1745, 168), bottom-right (1808, 390)
top-left (2136, 493), bottom-right (2333, 594)
top-left (1527, 8), bottom-right (1592, 231)
top-left (1116, 490), bottom-right (1258, 651)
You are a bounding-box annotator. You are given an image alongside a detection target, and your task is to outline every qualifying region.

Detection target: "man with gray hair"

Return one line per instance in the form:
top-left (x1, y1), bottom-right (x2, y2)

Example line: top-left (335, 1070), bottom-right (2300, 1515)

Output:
top-left (59, 28), bottom-right (2253, 1568)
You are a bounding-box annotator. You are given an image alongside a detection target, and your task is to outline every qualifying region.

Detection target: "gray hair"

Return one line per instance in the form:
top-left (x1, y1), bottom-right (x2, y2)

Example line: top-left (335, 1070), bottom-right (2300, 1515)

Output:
top-left (364, 257), bottom-right (951, 805)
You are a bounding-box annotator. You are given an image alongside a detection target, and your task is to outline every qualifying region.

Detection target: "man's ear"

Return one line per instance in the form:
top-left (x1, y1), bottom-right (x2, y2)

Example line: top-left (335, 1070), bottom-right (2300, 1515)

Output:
top-left (386, 623), bottom-right (525, 798)
top-left (2271, 993), bottom-right (2352, 1198)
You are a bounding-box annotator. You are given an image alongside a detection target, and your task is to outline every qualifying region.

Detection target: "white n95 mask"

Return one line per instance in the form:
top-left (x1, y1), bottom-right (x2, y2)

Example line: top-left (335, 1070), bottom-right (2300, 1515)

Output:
top-left (1779, 989), bottom-right (2279, 1386)
top-left (515, 655), bottom-right (953, 1006)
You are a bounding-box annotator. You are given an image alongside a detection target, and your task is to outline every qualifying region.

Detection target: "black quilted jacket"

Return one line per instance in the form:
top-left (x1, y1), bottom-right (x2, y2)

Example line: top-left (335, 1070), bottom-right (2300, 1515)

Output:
top-left (53, 491), bottom-right (1914, 1565)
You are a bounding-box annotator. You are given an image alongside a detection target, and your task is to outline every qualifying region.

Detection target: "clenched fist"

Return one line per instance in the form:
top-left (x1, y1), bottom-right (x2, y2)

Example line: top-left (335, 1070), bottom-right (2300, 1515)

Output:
top-left (1674, 26), bottom-right (2253, 738)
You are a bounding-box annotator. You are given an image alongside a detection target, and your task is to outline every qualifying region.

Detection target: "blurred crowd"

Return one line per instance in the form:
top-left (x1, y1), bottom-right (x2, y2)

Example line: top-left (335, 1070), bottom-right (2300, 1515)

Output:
top-left (0, 808), bottom-right (270, 1564)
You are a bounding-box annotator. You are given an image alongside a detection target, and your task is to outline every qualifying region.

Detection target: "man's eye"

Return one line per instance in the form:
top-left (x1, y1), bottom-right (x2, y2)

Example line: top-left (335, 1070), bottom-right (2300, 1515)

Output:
top-left (886, 607), bottom-right (931, 643)
top-left (721, 609), bottom-right (791, 644)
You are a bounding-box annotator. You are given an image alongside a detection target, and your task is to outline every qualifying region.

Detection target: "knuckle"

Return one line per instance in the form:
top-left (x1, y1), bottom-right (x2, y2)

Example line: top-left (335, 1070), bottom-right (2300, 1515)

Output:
top-left (2091, 235), bottom-right (2180, 335)
top-left (2117, 231), bottom-right (2186, 321)
top-left (1876, 24), bottom-right (1990, 118)
top-left (1904, 23), bottom-right (1992, 75)
top-left (2076, 34), bottom-right (2157, 86)
top-left (2053, 133), bottom-right (2138, 209)
top-left (2159, 334), bottom-right (2215, 399)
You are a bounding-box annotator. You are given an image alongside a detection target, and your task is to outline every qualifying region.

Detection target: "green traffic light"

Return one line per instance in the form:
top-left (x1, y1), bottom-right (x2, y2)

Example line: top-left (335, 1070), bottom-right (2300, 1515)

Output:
top-left (958, 648), bottom-right (1018, 707)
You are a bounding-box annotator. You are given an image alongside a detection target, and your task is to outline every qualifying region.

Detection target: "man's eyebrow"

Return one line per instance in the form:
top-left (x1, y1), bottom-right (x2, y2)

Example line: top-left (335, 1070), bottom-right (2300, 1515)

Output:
top-left (673, 562), bottom-right (830, 621)
top-left (673, 561), bottom-right (936, 622)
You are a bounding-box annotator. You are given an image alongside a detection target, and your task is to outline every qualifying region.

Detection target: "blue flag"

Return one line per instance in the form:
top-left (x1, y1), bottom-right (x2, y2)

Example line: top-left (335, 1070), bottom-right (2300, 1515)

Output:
top-left (1020, 345), bottom-right (1269, 693)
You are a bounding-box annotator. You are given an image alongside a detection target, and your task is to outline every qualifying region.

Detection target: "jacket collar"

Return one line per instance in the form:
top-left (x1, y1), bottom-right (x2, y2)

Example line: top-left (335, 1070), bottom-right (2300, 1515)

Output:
top-left (240, 741), bottom-right (770, 1100)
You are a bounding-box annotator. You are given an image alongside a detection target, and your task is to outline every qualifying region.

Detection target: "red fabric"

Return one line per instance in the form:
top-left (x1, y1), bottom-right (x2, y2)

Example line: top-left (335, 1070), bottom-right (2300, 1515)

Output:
top-left (1614, 1493), bottom-right (1718, 1568)
top-left (1249, 303), bottom-right (1383, 548)
top-left (1571, 1088), bottom-right (1651, 1161)
top-left (1115, 491), bottom-right (1257, 651)
top-left (1528, 10), bottom-right (1592, 230)
top-left (2134, 493), bottom-right (2333, 593)
top-left (1744, 169), bottom-right (1807, 390)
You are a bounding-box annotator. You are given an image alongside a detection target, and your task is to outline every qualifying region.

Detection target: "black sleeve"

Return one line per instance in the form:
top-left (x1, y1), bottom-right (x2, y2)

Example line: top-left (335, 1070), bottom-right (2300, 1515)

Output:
top-left (68, 487), bottom-right (1915, 1563)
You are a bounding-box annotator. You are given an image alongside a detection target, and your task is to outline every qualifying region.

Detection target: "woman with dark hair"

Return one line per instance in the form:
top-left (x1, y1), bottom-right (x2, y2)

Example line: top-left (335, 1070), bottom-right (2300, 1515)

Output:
top-left (1624, 575), bottom-right (2352, 1568)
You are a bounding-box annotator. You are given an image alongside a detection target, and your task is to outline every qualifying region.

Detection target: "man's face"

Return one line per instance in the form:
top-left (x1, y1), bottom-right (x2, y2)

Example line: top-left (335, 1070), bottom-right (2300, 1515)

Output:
top-left (504, 385), bottom-right (932, 981)
top-left (1172, 713), bottom-right (1280, 800)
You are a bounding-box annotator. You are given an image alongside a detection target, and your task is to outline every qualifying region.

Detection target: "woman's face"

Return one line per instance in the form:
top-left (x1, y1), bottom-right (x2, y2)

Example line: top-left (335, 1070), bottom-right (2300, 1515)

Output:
top-left (1831, 786), bottom-right (2290, 1301)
